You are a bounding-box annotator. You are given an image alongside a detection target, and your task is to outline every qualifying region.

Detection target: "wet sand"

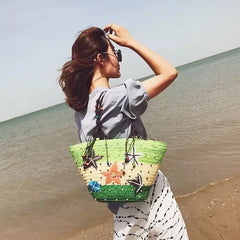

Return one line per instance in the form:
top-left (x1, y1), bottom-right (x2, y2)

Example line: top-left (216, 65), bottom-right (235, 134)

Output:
top-left (70, 175), bottom-right (240, 240)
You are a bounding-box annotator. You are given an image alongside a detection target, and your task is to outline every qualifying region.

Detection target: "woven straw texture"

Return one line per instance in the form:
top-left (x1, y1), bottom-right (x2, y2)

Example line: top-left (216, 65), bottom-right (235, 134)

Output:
top-left (70, 138), bottom-right (167, 202)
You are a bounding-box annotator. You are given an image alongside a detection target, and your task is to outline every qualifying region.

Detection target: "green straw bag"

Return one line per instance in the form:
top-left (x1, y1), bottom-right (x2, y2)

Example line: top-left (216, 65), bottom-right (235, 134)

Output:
top-left (70, 138), bottom-right (166, 202)
top-left (69, 92), bottom-right (167, 203)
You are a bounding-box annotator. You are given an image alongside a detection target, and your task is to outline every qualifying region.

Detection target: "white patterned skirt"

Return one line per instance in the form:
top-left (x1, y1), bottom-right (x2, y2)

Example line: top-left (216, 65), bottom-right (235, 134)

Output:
top-left (113, 170), bottom-right (189, 240)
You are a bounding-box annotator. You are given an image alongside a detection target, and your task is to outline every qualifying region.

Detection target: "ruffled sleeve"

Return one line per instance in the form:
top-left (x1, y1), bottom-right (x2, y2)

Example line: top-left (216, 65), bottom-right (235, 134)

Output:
top-left (122, 78), bottom-right (149, 119)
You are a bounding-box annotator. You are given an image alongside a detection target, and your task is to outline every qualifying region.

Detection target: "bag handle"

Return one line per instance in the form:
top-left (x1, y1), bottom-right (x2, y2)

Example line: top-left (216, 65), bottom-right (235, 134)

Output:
top-left (93, 91), bottom-right (106, 140)
top-left (93, 91), bottom-right (141, 140)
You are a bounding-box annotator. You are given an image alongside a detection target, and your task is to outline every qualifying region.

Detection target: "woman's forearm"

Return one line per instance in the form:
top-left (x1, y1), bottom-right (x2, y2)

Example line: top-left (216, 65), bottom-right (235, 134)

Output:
top-left (128, 38), bottom-right (178, 99)
top-left (128, 38), bottom-right (177, 78)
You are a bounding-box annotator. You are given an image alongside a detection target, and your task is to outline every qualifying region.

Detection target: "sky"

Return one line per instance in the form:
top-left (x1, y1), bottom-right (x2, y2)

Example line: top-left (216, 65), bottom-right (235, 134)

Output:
top-left (0, 0), bottom-right (240, 122)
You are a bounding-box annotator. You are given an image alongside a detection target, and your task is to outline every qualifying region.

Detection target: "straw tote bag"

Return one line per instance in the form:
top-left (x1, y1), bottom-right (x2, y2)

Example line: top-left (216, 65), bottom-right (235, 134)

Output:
top-left (70, 92), bottom-right (167, 203)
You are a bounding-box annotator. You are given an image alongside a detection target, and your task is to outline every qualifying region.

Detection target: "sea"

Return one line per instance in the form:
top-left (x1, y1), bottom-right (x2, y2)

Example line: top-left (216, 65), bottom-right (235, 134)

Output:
top-left (0, 47), bottom-right (240, 240)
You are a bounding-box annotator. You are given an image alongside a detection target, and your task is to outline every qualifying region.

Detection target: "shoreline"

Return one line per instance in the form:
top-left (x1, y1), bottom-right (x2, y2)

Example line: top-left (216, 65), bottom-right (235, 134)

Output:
top-left (177, 175), bottom-right (240, 240)
top-left (69, 175), bottom-right (240, 240)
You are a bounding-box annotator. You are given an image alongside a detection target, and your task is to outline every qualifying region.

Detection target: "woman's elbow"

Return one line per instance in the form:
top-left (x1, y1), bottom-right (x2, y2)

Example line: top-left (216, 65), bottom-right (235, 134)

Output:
top-left (168, 69), bottom-right (178, 81)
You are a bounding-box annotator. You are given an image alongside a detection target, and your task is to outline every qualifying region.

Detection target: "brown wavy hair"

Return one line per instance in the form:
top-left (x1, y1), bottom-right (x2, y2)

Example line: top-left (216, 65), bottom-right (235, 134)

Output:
top-left (59, 27), bottom-right (110, 111)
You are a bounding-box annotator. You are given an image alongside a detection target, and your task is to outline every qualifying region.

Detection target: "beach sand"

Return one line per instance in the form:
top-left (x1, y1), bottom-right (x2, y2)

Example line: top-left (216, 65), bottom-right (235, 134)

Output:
top-left (70, 175), bottom-right (240, 240)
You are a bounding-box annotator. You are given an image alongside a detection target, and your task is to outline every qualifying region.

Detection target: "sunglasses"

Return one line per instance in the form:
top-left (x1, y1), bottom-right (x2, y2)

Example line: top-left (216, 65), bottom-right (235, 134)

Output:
top-left (101, 49), bottom-right (122, 62)
top-left (113, 49), bottom-right (122, 62)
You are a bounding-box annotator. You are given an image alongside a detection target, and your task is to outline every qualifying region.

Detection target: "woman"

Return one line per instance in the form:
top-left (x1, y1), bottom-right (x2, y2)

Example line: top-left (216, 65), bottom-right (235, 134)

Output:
top-left (59, 23), bottom-right (188, 240)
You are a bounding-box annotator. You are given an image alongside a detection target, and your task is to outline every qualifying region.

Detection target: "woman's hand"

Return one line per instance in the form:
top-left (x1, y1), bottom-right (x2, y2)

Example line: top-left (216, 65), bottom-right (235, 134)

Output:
top-left (104, 23), bottom-right (134, 48)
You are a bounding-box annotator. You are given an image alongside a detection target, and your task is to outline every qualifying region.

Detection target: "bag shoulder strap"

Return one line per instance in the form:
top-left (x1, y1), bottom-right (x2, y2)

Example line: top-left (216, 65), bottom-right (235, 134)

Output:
top-left (93, 91), bottom-right (106, 140)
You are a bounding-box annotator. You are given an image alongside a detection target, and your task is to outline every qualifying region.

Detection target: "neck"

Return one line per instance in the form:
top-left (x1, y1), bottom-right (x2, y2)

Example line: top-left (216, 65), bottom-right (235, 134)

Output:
top-left (90, 72), bottom-right (110, 94)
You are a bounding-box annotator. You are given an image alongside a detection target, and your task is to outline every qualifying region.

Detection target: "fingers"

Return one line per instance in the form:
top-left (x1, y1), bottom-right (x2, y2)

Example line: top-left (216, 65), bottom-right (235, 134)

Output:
top-left (103, 23), bottom-right (112, 32)
top-left (103, 23), bottom-right (130, 47)
top-left (104, 23), bottom-right (119, 34)
top-left (103, 23), bottom-right (114, 33)
top-left (104, 24), bottom-right (117, 40)
top-left (107, 33), bottom-right (118, 42)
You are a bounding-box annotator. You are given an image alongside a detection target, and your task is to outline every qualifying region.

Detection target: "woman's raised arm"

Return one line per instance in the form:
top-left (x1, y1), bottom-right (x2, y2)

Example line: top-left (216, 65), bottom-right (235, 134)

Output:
top-left (104, 23), bottom-right (178, 99)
